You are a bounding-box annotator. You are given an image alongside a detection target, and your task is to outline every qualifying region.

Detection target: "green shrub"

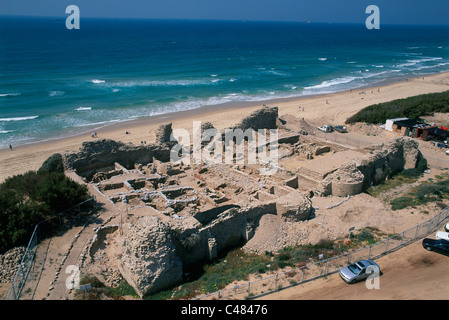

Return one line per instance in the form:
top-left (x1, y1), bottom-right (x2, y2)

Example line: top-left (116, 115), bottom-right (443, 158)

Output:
top-left (38, 153), bottom-right (64, 174)
top-left (390, 196), bottom-right (416, 210)
top-left (346, 90), bottom-right (449, 124)
top-left (0, 169), bottom-right (90, 253)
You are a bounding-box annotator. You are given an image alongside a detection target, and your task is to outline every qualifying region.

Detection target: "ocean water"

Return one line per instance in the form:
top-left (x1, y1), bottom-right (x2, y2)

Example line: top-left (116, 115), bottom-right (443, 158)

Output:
top-left (0, 16), bottom-right (448, 148)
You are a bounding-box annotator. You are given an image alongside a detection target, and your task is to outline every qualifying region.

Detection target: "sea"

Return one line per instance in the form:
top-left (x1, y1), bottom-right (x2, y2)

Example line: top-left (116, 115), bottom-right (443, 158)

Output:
top-left (1, 16), bottom-right (448, 149)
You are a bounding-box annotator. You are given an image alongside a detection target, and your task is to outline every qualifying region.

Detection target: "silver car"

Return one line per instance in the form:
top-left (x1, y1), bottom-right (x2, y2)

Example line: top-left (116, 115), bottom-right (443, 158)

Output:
top-left (338, 259), bottom-right (380, 284)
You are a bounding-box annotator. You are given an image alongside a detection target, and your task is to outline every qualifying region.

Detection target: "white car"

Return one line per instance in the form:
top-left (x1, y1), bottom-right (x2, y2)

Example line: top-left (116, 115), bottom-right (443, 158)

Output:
top-left (436, 231), bottom-right (449, 241)
top-left (318, 125), bottom-right (333, 133)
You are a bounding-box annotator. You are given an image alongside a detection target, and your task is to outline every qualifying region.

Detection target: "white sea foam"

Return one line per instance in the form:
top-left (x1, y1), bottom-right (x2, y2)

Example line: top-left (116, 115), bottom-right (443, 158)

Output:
top-left (412, 62), bottom-right (449, 71)
top-left (49, 90), bottom-right (64, 97)
top-left (396, 57), bottom-right (443, 68)
top-left (0, 93), bottom-right (21, 97)
top-left (76, 107), bottom-right (92, 111)
top-left (0, 130), bottom-right (13, 134)
top-left (0, 116), bottom-right (38, 122)
top-left (304, 76), bottom-right (358, 91)
top-left (74, 119), bottom-right (120, 128)
top-left (110, 79), bottom-right (212, 87)
top-left (91, 79), bottom-right (106, 84)
top-left (318, 58), bottom-right (327, 61)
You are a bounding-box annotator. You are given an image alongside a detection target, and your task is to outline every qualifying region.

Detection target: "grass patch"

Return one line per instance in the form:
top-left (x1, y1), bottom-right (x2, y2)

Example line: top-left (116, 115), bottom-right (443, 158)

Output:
top-left (367, 157), bottom-right (428, 199)
top-left (145, 227), bottom-right (387, 300)
top-left (74, 275), bottom-right (139, 300)
top-left (389, 173), bottom-right (449, 210)
top-left (145, 249), bottom-right (273, 300)
top-left (367, 173), bottom-right (420, 198)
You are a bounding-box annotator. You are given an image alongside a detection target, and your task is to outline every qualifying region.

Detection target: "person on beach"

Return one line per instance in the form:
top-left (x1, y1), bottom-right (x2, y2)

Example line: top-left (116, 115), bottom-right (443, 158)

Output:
top-left (9, 144), bottom-right (12, 151)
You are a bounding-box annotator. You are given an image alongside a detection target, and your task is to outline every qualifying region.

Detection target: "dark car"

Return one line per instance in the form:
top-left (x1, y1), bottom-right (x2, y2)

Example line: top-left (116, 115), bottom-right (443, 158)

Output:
top-left (334, 125), bottom-right (348, 133)
top-left (422, 238), bottom-right (449, 255)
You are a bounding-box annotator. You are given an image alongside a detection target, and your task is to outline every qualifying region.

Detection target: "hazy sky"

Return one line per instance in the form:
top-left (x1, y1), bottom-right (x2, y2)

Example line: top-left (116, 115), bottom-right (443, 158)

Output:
top-left (1, 0), bottom-right (449, 25)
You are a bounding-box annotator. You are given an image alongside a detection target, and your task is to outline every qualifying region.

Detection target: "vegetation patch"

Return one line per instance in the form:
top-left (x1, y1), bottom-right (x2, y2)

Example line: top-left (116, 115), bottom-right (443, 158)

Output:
top-left (389, 173), bottom-right (449, 210)
top-left (74, 275), bottom-right (139, 300)
top-left (0, 154), bottom-right (90, 253)
top-left (367, 157), bottom-right (428, 199)
top-left (144, 227), bottom-right (387, 300)
top-left (346, 90), bottom-right (449, 124)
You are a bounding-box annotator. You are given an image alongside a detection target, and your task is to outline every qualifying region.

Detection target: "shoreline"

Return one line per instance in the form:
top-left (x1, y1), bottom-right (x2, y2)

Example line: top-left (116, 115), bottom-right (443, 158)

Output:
top-left (1, 71), bottom-right (448, 182)
top-left (0, 71), bottom-right (444, 152)
top-left (1, 71), bottom-right (441, 152)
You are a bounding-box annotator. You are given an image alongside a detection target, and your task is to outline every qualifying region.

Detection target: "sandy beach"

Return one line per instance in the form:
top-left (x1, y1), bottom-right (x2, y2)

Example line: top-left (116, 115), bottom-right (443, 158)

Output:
top-left (1, 71), bottom-right (448, 183)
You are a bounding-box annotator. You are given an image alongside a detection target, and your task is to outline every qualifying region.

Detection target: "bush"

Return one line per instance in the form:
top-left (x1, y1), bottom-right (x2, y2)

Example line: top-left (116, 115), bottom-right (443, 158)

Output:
top-left (38, 153), bottom-right (64, 174)
top-left (0, 169), bottom-right (90, 253)
top-left (346, 90), bottom-right (449, 124)
top-left (390, 196), bottom-right (416, 210)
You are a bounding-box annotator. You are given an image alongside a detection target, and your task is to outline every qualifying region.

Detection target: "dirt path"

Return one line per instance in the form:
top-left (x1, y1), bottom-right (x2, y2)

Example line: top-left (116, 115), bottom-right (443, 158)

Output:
top-left (258, 239), bottom-right (449, 300)
top-left (19, 184), bottom-right (121, 300)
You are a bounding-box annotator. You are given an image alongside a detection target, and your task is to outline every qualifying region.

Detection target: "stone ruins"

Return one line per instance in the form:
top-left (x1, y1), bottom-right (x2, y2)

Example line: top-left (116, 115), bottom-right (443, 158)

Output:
top-left (63, 106), bottom-right (424, 297)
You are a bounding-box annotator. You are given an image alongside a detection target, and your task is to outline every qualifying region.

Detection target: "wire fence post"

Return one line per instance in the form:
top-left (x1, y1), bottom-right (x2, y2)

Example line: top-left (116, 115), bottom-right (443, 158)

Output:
top-left (5, 197), bottom-right (95, 300)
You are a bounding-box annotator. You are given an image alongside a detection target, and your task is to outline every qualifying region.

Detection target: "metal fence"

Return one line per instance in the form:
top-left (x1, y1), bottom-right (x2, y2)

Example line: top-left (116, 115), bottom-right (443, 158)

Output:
top-left (424, 154), bottom-right (449, 170)
top-left (4, 197), bottom-right (96, 300)
top-left (195, 206), bottom-right (449, 300)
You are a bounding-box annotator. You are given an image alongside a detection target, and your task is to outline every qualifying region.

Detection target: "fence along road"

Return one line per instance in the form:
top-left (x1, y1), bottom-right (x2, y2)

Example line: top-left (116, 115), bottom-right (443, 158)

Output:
top-left (194, 206), bottom-right (449, 300)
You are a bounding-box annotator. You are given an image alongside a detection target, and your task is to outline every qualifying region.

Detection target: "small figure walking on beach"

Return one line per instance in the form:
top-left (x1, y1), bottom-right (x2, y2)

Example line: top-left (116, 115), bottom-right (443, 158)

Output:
top-left (9, 144), bottom-right (12, 151)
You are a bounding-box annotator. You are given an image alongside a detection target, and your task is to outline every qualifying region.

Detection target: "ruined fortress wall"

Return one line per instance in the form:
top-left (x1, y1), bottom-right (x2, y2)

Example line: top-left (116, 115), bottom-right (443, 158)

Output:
top-left (64, 139), bottom-right (172, 181)
top-left (356, 137), bottom-right (419, 190)
top-left (331, 180), bottom-right (364, 197)
top-left (318, 137), bottom-right (422, 197)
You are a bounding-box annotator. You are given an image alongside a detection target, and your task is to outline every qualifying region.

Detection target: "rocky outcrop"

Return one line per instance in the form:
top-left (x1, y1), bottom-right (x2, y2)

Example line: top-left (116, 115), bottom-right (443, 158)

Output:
top-left (120, 217), bottom-right (183, 297)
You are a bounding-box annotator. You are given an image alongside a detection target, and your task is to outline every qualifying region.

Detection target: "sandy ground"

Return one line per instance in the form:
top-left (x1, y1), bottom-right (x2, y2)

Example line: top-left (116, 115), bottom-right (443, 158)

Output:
top-left (1, 72), bottom-right (449, 301)
top-left (1, 72), bottom-right (448, 183)
top-left (258, 239), bottom-right (449, 300)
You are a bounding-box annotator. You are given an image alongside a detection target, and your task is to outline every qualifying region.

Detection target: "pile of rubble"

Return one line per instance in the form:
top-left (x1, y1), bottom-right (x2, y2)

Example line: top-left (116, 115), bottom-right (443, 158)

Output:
top-left (0, 246), bottom-right (25, 283)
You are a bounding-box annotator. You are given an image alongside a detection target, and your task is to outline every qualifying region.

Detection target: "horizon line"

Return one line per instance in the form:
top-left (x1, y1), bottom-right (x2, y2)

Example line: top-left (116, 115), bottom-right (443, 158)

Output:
top-left (1, 14), bottom-right (449, 27)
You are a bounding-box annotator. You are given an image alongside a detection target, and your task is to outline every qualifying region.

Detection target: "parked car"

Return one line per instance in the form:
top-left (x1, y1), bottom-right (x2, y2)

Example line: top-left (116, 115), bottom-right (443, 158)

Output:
top-left (436, 231), bottom-right (449, 241)
top-left (339, 259), bottom-right (380, 284)
top-left (334, 125), bottom-right (348, 133)
top-left (445, 223), bottom-right (449, 232)
top-left (318, 125), bottom-right (333, 133)
top-left (422, 238), bottom-right (449, 255)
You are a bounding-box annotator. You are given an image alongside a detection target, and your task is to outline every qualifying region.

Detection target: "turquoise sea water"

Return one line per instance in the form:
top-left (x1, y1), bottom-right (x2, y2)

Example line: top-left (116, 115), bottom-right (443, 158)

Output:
top-left (0, 16), bottom-right (448, 148)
